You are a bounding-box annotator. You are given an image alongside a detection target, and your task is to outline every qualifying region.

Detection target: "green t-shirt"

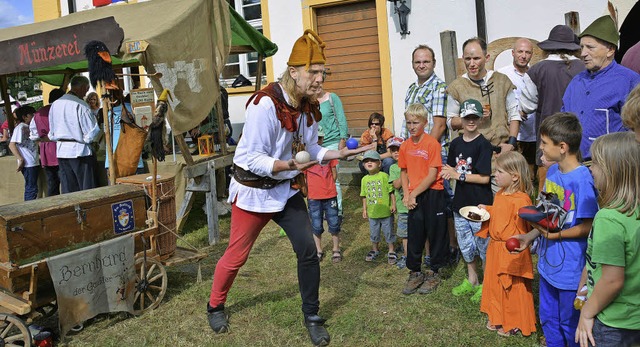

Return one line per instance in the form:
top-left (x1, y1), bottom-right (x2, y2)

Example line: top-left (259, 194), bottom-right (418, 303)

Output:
top-left (360, 171), bottom-right (394, 218)
top-left (585, 208), bottom-right (640, 330)
top-left (388, 163), bottom-right (408, 214)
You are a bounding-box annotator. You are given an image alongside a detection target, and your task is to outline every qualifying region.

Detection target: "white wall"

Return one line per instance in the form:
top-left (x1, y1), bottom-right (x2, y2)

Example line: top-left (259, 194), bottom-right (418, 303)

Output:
top-left (228, 0), bottom-right (612, 134)
top-left (226, 0), bottom-right (304, 128)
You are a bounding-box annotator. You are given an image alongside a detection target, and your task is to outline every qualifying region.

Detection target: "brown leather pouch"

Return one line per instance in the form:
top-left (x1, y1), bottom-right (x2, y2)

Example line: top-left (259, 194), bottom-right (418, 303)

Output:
top-left (114, 105), bottom-right (147, 178)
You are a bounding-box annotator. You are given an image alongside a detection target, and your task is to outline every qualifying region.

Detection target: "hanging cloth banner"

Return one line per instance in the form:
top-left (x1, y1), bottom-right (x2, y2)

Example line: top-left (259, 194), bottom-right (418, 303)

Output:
top-left (46, 234), bottom-right (135, 337)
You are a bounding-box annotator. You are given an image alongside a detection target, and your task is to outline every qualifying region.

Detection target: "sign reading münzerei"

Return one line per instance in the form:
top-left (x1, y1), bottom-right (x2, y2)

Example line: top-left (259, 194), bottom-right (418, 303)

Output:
top-left (0, 17), bottom-right (124, 75)
top-left (47, 234), bottom-right (135, 337)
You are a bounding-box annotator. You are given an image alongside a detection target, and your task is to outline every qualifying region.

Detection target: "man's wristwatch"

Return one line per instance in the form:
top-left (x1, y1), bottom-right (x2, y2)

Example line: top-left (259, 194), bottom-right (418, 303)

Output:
top-left (507, 136), bottom-right (517, 147)
top-left (459, 172), bottom-right (466, 182)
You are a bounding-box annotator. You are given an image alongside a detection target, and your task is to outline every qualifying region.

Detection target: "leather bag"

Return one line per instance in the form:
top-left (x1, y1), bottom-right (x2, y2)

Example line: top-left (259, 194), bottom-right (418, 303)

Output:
top-left (113, 104), bottom-right (147, 178)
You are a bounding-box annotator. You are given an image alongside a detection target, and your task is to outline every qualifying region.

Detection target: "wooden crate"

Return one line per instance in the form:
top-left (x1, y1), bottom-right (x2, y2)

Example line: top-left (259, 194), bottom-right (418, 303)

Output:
top-left (117, 174), bottom-right (177, 258)
top-left (0, 185), bottom-right (147, 295)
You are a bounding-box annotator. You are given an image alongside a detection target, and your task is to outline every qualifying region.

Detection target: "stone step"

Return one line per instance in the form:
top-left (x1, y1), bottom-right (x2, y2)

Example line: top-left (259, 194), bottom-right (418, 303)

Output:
top-left (337, 164), bottom-right (363, 187)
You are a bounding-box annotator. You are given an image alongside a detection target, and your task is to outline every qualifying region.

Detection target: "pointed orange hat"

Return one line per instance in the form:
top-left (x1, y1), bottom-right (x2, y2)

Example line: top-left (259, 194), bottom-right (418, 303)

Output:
top-left (287, 29), bottom-right (327, 70)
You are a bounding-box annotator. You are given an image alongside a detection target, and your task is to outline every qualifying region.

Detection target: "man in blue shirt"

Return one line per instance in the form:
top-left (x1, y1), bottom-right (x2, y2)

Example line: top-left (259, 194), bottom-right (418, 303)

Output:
top-left (561, 15), bottom-right (640, 161)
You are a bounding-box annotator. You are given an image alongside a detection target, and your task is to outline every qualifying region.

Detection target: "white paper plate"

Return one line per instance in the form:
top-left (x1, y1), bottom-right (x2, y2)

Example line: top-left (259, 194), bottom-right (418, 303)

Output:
top-left (459, 206), bottom-right (490, 222)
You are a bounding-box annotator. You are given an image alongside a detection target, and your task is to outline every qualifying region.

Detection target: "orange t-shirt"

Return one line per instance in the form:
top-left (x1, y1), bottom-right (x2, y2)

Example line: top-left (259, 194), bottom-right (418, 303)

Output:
top-left (397, 133), bottom-right (443, 192)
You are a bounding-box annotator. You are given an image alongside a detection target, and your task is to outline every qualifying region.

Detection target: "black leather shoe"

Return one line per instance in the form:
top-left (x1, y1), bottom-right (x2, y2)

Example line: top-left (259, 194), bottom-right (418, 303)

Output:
top-left (304, 315), bottom-right (330, 346)
top-left (207, 305), bottom-right (229, 333)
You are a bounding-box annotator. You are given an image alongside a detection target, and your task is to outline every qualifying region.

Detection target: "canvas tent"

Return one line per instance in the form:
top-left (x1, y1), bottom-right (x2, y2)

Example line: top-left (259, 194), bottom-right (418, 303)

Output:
top-left (0, 0), bottom-right (277, 134)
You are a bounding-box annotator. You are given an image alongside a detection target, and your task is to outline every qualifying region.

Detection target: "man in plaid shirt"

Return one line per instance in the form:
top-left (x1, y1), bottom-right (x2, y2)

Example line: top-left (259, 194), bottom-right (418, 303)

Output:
top-left (399, 44), bottom-right (456, 267)
top-left (400, 45), bottom-right (448, 145)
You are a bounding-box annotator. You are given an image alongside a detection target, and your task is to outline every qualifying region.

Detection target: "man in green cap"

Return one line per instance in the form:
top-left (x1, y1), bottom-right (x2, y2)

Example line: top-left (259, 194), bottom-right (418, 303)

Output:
top-left (561, 15), bottom-right (640, 161)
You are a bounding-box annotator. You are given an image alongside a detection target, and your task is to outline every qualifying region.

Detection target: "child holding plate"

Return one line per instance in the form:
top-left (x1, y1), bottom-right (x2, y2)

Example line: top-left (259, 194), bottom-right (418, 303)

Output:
top-left (440, 99), bottom-right (493, 303)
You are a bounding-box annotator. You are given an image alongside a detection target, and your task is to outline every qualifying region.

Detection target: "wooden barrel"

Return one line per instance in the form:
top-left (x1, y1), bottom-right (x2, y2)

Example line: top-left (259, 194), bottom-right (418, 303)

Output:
top-left (116, 174), bottom-right (177, 259)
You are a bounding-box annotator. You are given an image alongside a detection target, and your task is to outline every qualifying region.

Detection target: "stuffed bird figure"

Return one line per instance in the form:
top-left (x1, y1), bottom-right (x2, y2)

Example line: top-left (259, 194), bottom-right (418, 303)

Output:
top-left (84, 40), bottom-right (119, 90)
top-left (149, 89), bottom-right (171, 162)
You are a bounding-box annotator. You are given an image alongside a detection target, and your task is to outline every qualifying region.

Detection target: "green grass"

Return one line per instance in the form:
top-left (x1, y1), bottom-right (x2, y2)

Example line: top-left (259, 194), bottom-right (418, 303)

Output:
top-left (55, 188), bottom-right (544, 346)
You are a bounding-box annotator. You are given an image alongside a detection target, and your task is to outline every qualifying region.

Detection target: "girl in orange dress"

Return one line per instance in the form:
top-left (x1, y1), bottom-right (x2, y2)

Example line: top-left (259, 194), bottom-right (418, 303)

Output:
top-left (477, 151), bottom-right (537, 337)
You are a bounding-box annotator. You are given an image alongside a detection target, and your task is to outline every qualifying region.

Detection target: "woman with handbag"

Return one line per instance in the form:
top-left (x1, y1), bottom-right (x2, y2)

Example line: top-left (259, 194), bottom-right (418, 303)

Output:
top-left (316, 82), bottom-right (348, 218)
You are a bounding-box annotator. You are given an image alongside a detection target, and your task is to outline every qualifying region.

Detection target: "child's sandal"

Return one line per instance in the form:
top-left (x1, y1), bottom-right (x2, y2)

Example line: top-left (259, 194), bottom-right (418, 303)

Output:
top-left (365, 250), bottom-right (379, 262)
top-left (332, 251), bottom-right (342, 263)
top-left (317, 252), bottom-right (325, 261)
top-left (387, 252), bottom-right (398, 265)
top-left (497, 327), bottom-right (520, 337)
top-left (486, 322), bottom-right (499, 332)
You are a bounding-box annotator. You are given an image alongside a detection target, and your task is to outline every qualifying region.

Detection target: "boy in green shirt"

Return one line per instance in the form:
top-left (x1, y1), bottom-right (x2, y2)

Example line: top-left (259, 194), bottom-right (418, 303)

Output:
top-left (361, 150), bottom-right (397, 264)
top-left (387, 137), bottom-right (409, 268)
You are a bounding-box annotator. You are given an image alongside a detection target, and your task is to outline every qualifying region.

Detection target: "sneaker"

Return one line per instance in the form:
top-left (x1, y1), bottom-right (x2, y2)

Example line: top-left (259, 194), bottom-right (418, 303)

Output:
top-left (207, 304), bottom-right (229, 333)
top-left (417, 270), bottom-right (441, 294)
top-left (396, 256), bottom-right (407, 269)
top-left (451, 278), bottom-right (475, 296)
top-left (423, 255), bottom-right (431, 267)
top-left (470, 284), bottom-right (483, 303)
top-left (304, 315), bottom-right (330, 346)
top-left (402, 271), bottom-right (425, 295)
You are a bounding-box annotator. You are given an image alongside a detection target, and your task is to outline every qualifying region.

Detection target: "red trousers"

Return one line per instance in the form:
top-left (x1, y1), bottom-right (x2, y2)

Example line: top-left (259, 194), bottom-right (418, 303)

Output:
top-left (209, 193), bottom-right (320, 316)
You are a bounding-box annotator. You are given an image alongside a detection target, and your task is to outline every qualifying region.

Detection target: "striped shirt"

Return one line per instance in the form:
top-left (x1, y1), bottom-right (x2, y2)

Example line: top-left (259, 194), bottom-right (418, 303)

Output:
top-left (400, 73), bottom-right (448, 146)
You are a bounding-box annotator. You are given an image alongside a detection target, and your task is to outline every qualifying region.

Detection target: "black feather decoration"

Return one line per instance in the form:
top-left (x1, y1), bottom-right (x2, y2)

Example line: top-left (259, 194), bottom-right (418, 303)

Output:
top-left (84, 40), bottom-right (119, 90)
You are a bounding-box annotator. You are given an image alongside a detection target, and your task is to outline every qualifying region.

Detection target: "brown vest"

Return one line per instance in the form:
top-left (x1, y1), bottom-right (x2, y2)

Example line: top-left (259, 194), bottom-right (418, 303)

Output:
top-left (447, 72), bottom-right (515, 146)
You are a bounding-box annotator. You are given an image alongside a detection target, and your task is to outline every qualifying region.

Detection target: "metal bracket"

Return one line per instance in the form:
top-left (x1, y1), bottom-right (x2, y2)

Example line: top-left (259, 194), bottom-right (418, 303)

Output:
top-left (74, 204), bottom-right (86, 224)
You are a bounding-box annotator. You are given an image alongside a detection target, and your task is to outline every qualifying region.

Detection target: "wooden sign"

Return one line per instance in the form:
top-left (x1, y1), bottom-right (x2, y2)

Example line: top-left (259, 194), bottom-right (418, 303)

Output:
top-left (0, 17), bottom-right (124, 75)
top-left (130, 88), bottom-right (155, 131)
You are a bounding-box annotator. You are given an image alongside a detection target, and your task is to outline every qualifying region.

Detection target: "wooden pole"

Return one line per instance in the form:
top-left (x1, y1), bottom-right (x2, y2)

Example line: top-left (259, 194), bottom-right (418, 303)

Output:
top-left (100, 83), bottom-right (116, 185)
top-left (214, 98), bottom-right (227, 156)
top-left (255, 54), bottom-right (264, 91)
top-left (475, 0), bottom-right (487, 42)
top-left (565, 12), bottom-right (581, 33)
top-left (152, 156), bottom-right (158, 213)
top-left (440, 30), bottom-right (459, 84)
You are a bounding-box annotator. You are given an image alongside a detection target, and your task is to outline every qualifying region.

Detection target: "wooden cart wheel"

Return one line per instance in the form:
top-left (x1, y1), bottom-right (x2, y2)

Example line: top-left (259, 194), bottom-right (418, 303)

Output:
top-left (132, 256), bottom-right (167, 316)
top-left (0, 314), bottom-right (31, 347)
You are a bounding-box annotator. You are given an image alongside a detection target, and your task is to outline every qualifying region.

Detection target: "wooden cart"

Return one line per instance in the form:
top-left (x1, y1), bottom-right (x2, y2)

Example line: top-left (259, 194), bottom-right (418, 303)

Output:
top-left (0, 185), bottom-right (176, 346)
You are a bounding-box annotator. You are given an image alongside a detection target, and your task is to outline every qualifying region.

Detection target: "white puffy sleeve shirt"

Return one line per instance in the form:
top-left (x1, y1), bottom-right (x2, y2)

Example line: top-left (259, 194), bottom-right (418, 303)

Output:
top-left (229, 84), bottom-right (328, 213)
top-left (48, 93), bottom-right (99, 158)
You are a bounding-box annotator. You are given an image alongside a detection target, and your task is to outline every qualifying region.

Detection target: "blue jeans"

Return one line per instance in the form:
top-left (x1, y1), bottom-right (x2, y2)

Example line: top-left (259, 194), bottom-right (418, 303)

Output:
top-left (453, 212), bottom-right (488, 262)
top-left (592, 317), bottom-right (640, 347)
top-left (308, 198), bottom-right (341, 235)
top-left (368, 216), bottom-right (395, 243)
top-left (396, 212), bottom-right (408, 238)
top-left (21, 166), bottom-right (39, 201)
top-left (324, 142), bottom-right (343, 216)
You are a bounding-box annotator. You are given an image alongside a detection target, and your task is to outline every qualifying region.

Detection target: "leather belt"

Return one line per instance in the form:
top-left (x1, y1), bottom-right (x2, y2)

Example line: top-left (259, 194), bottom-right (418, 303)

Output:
top-left (233, 164), bottom-right (289, 189)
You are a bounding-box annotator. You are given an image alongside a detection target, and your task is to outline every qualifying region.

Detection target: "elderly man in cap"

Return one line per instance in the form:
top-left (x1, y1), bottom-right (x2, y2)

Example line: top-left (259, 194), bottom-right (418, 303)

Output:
top-left (519, 25), bottom-right (585, 190)
top-left (561, 15), bottom-right (640, 161)
top-left (206, 30), bottom-right (372, 346)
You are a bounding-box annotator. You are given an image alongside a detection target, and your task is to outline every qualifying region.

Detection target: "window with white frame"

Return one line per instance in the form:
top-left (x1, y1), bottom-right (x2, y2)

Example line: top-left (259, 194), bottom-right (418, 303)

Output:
top-left (222, 0), bottom-right (266, 87)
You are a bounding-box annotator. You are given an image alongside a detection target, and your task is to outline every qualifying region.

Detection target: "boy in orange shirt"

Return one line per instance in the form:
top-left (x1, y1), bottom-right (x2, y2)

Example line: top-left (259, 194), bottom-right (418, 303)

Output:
top-left (399, 103), bottom-right (449, 295)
